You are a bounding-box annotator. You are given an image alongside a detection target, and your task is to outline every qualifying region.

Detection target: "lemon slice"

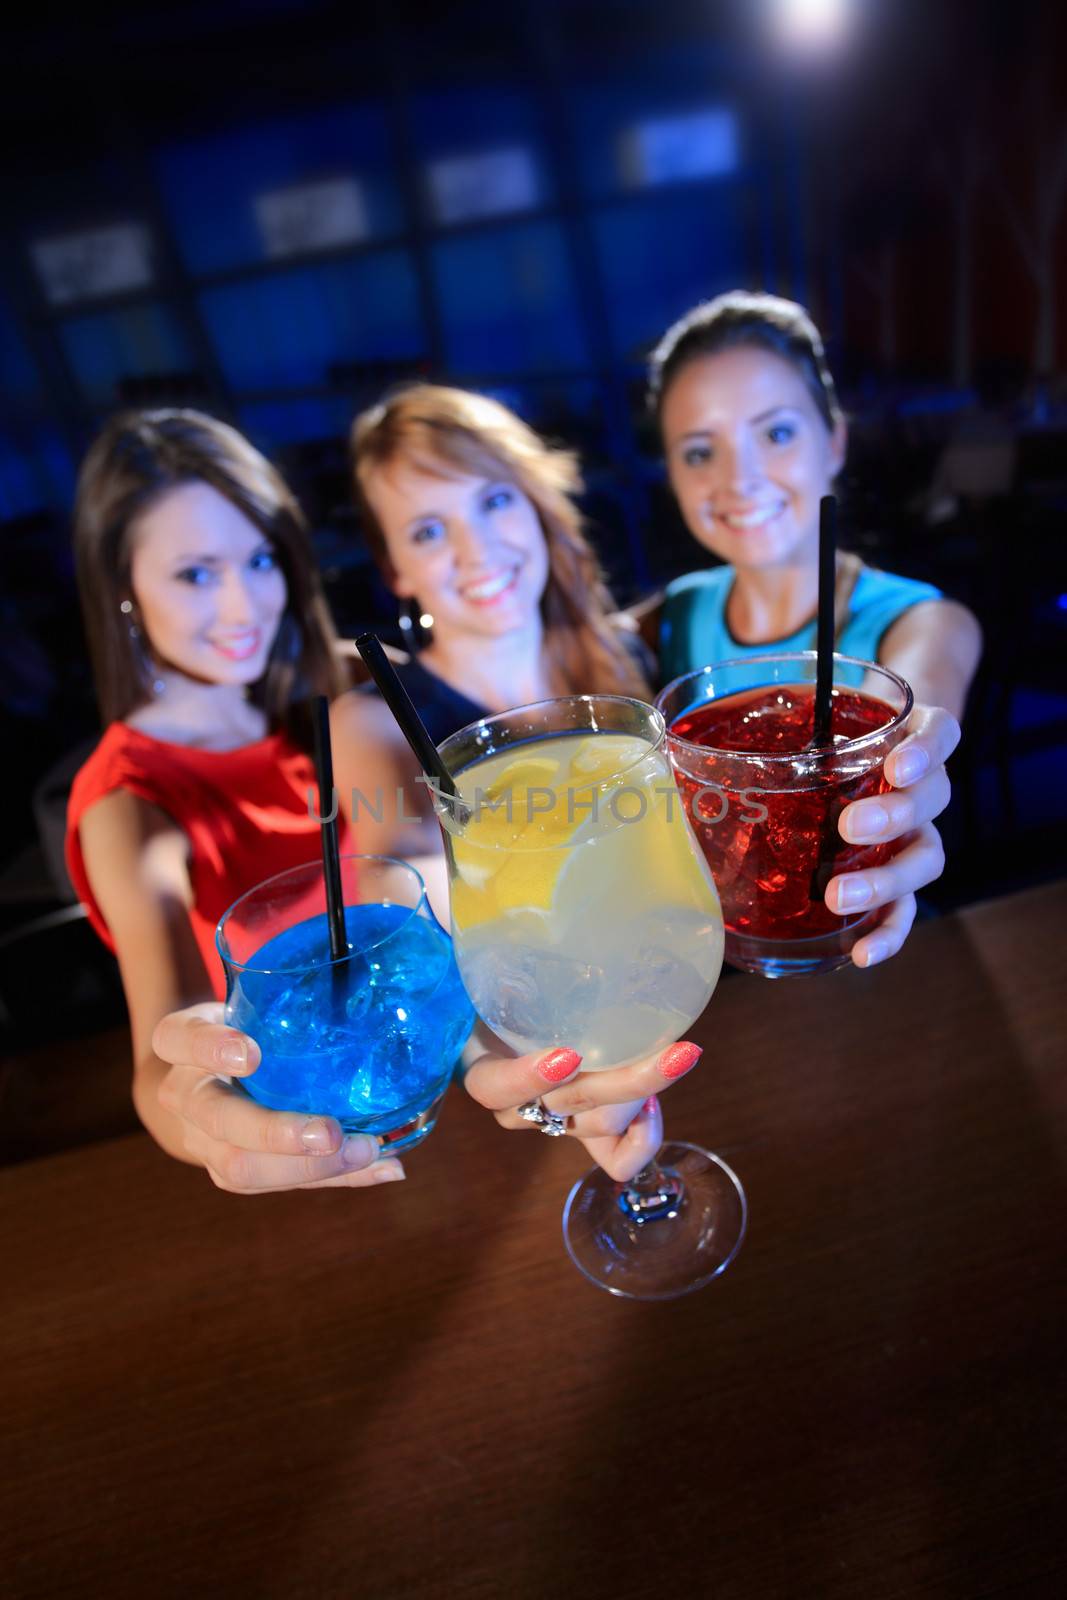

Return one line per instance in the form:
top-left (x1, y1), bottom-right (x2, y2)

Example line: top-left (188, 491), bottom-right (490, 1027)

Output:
top-left (567, 735), bottom-right (645, 785)
top-left (450, 750), bottom-right (574, 928)
top-left (447, 737), bottom-right (705, 936)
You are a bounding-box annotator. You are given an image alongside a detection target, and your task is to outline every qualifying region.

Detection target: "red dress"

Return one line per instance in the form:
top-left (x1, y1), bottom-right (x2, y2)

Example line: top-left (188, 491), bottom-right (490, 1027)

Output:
top-left (65, 723), bottom-right (354, 999)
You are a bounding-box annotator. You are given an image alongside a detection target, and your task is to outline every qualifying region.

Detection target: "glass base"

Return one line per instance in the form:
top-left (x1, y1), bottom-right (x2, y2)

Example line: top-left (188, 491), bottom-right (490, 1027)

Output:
top-left (724, 908), bottom-right (879, 977)
top-left (240, 1082), bottom-right (448, 1155)
top-left (562, 1141), bottom-right (747, 1301)
top-left (346, 1087), bottom-right (447, 1154)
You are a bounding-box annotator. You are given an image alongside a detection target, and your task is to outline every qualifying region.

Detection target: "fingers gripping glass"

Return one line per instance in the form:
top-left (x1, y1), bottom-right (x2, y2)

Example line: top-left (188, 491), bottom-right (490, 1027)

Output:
top-left (657, 653), bottom-right (913, 978)
top-left (217, 855), bottom-right (474, 1154)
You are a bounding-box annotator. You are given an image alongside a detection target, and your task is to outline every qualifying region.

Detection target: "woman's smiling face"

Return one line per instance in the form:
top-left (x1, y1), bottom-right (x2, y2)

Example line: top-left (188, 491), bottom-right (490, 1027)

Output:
top-left (127, 481), bottom-right (288, 686)
top-left (364, 457), bottom-right (550, 640)
top-left (661, 345), bottom-right (846, 569)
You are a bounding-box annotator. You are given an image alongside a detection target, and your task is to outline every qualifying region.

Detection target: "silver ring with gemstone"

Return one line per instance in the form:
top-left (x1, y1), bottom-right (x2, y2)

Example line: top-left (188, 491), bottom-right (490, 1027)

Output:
top-left (515, 1097), bottom-right (571, 1137)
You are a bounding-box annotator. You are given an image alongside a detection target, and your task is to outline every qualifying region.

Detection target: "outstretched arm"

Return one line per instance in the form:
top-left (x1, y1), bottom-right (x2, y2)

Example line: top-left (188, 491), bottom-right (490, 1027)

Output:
top-left (879, 598), bottom-right (983, 723)
top-left (78, 789), bottom-right (399, 1189)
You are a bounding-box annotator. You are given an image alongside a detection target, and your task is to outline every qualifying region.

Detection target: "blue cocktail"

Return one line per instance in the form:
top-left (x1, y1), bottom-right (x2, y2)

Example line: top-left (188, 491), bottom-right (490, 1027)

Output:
top-left (217, 856), bottom-right (474, 1153)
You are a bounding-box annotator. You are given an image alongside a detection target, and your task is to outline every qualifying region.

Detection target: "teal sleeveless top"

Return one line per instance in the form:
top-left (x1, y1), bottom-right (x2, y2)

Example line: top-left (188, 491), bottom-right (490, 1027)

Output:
top-left (659, 562), bottom-right (942, 685)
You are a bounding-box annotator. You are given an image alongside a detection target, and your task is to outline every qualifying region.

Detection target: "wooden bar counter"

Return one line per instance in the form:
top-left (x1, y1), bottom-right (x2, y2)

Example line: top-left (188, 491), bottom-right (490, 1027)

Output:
top-left (3, 883), bottom-right (1065, 1599)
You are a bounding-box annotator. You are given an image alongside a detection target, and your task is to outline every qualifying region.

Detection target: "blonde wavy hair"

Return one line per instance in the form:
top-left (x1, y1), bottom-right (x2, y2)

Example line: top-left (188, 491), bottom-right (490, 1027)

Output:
top-left (351, 384), bottom-right (651, 700)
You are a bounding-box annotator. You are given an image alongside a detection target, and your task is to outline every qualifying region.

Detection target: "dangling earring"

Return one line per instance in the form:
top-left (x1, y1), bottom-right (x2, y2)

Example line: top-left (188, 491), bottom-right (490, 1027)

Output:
top-left (120, 599), bottom-right (166, 696)
top-left (397, 596), bottom-right (416, 653)
top-left (398, 596), bottom-right (429, 652)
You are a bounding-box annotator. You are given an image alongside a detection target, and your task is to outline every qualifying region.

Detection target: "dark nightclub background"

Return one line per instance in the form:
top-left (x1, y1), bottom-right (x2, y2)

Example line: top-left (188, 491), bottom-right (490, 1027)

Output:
top-left (1, 0), bottom-right (1065, 1050)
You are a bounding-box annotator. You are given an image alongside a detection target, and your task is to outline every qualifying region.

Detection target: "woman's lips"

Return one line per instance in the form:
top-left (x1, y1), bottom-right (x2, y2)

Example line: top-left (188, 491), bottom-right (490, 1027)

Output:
top-left (714, 504), bottom-right (787, 532)
top-left (211, 629), bottom-right (262, 661)
top-left (460, 569), bottom-right (520, 606)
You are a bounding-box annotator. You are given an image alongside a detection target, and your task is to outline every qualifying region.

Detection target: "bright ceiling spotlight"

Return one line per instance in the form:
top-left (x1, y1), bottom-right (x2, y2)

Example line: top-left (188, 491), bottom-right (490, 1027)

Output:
top-left (768, 0), bottom-right (852, 53)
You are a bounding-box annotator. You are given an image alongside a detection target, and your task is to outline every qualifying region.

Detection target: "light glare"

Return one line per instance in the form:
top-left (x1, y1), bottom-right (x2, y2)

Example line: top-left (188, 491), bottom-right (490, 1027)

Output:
top-left (770, 0), bottom-right (851, 52)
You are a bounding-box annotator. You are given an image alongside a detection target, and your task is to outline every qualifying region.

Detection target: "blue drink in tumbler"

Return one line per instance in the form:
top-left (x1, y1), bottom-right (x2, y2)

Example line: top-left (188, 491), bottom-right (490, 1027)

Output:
top-left (217, 856), bottom-right (474, 1153)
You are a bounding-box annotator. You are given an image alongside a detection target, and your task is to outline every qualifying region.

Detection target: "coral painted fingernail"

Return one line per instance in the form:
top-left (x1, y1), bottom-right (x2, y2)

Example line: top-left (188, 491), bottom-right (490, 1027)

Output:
top-left (538, 1048), bottom-right (583, 1083)
top-left (642, 1095), bottom-right (659, 1116)
top-left (658, 1042), bottom-right (703, 1080)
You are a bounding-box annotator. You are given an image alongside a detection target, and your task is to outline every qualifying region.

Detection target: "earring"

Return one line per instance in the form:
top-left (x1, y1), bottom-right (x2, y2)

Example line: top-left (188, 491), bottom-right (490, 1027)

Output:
top-left (120, 600), bottom-right (165, 696)
top-left (398, 597), bottom-right (430, 651)
top-left (397, 596), bottom-right (416, 652)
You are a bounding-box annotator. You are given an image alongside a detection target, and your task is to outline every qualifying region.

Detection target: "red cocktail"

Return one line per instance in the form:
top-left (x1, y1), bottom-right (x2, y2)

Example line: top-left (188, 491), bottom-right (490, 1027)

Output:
top-left (657, 654), bottom-right (913, 976)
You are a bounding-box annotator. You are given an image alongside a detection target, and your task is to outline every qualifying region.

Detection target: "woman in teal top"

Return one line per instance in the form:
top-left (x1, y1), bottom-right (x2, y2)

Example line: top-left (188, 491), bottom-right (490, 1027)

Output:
top-left (660, 559), bottom-right (944, 686)
top-left (650, 290), bottom-right (983, 970)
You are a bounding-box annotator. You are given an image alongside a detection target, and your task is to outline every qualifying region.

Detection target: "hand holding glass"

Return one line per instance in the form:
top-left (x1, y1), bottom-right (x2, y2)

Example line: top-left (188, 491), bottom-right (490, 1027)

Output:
top-left (217, 855), bottom-right (474, 1154)
top-left (658, 652), bottom-right (913, 977)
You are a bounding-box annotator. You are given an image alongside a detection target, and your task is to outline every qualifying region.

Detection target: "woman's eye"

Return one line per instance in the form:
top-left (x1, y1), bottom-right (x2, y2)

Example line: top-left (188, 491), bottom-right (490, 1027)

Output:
top-left (412, 521), bottom-right (445, 546)
top-left (682, 444), bottom-right (712, 468)
top-left (766, 422), bottom-right (796, 446)
top-left (483, 487), bottom-right (514, 513)
top-left (249, 549), bottom-right (277, 572)
top-left (174, 566), bottom-right (214, 586)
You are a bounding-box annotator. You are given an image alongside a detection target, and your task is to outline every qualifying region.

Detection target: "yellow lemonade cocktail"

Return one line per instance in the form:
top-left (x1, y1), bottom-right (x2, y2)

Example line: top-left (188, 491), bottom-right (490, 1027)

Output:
top-left (436, 702), bottom-right (723, 1069)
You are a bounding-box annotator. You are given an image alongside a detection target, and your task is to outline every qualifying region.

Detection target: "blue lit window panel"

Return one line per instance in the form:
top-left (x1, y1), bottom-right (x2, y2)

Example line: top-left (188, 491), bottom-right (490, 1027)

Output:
top-left (567, 47), bottom-right (741, 199)
top-left (199, 252), bottom-right (424, 393)
top-left (238, 396), bottom-right (359, 453)
top-left (255, 178), bottom-right (370, 260)
top-left (155, 105), bottom-right (404, 276)
top-left (591, 188), bottom-right (748, 361)
top-left (432, 221), bottom-right (588, 376)
top-left (427, 147), bottom-right (541, 227)
top-left (408, 88), bottom-right (551, 219)
top-left (618, 109), bottom-right (740, 189)
top-left (31, 223), bottom-right (155, 308)
top-left (58, 303), bottom-right (196, 409)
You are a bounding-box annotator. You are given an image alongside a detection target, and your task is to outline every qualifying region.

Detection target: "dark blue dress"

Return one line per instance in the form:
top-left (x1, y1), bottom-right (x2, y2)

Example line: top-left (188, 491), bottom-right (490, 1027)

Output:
top-left (368, 657), bottom-right (490, 749)
top-left (364, 631), bottom-right (654, 747)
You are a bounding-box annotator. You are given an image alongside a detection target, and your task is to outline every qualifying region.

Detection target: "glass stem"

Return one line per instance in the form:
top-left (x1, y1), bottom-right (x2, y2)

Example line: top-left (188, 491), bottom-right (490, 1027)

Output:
top-left (618, 1155), bottom-right (685, 1225)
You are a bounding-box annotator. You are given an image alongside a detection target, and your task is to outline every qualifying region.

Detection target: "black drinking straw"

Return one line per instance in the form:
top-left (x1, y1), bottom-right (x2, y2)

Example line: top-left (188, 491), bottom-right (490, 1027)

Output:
top-left (812, 493), bottom-right (837, 747)
top-left (311, 694), bottom-right (348, 965)
top-left (355, 633), bottom-right (465, 816)
top-left (809, 495), bottom-right (839, 902)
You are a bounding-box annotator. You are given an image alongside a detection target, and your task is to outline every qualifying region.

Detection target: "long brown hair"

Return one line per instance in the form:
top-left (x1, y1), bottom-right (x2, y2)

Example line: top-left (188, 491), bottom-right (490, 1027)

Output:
top-left (351, 384), bottom-right (651, 700)
top-left (73, 408), bottom-right (345, 745)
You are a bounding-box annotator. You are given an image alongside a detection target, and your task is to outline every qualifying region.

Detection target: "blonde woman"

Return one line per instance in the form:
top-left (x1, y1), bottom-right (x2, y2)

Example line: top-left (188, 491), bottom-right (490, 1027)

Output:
top-left (331, 383), bottom-right (651, 855)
